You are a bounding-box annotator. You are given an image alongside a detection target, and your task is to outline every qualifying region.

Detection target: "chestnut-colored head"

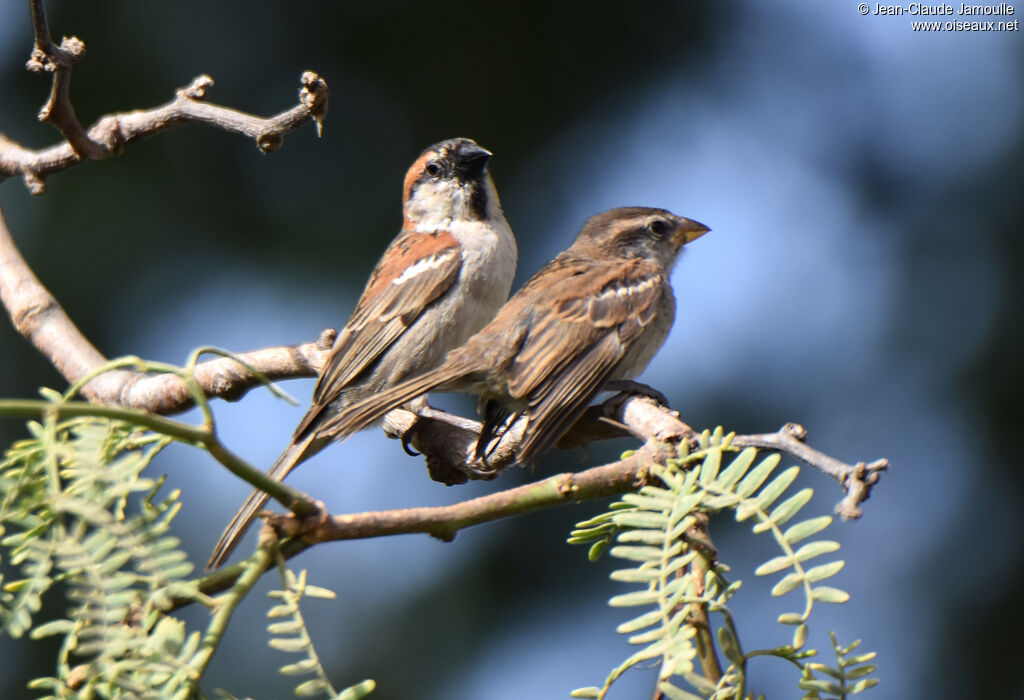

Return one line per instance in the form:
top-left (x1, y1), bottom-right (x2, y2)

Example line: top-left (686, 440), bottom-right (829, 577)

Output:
top-left (402, 138), bottom-right (499, 229)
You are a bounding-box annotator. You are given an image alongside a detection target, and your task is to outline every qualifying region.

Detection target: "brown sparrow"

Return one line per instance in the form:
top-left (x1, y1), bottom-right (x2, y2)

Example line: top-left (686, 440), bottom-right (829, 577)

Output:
top-left (318, 207), bottom-right (709, 467)
top-left (208, 137), bottom-right (517, 568)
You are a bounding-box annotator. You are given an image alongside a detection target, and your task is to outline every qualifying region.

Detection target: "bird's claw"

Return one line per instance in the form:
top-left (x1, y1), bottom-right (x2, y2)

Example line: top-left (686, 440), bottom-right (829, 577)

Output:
top-left (603, 380), bottom-right (670, 408)
top-left (399, 397), bottom-right (433, 455)
top-left (401, 432), bottom-right (420, 456)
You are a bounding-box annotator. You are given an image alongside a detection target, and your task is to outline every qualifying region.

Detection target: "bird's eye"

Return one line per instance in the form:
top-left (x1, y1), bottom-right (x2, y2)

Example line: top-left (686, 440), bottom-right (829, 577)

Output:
top-left (424, 162), bottom-right (442, 178)
top-left (648, 219), bottom-right (668, 236)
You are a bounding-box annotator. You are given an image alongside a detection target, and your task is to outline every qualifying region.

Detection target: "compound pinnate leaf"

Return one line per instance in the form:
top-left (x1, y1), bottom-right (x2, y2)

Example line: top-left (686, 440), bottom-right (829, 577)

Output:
top-left (782, 516), bottom-right (832, 545)
top-left (810, 586), bottom-right (850, 604)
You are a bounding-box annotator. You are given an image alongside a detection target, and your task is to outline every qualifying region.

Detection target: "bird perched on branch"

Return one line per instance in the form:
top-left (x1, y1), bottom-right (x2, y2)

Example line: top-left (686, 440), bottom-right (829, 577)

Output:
top-left (208, 137), bottom-right (517, 568)
top-left (321, 206), bottom-right (709, 468)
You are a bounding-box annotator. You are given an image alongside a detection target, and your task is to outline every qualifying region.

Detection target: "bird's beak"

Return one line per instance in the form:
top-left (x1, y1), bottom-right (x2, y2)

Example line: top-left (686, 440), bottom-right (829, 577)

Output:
top-left (672, 218), bottom-right (711, 249)
top-left (454, 143), bottom-right (493, 179)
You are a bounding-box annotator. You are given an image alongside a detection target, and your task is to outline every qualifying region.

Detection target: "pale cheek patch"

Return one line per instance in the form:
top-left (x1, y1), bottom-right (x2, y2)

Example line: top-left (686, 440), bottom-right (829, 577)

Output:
top-left (408, 181), bottom-right (471, 228)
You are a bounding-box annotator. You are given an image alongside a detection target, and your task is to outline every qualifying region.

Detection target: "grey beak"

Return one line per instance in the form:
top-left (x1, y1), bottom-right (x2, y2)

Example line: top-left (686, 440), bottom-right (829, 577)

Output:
top-left (454, 143), bottom-right (492, 179)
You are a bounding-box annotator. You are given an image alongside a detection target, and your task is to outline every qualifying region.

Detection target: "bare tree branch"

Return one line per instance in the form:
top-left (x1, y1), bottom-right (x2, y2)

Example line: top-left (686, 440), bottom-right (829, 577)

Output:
top-left (97, 332), bottom-right (334, 412)
top-left (1, 71), bottom-right (328, 194)
top-left (4, 0), bottom-right (328, 193)
top-left (376, 391), bottom-right (695, 485)
top-left (0, 203), bottom-right (108, 382)
top-left (25, 0), bottom-right (99, 161)
top-left (731, 423), bottom-right (889, 520)
top-left (304, 450), bottom-right (659, 544)
top-left (0, 4), bottom-right (329, 404)
top-left (191, 433), bottom-right (675, 603)
top-left (0, 204), bottom-right (333, 409)
top-left (350, 401), bottom-right (886, 527)
top-left (303, 397), bottom-right (695, 543)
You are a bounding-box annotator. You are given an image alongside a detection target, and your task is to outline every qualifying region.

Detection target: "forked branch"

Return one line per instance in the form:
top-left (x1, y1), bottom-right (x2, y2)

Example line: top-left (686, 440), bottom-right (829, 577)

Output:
top-left (2, 1), bottom-right (327, 193)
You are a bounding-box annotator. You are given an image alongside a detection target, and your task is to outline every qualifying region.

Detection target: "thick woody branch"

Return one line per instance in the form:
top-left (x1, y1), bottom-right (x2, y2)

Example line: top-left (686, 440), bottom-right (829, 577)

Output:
top-left (0, 204), bottom-right (107, 383)
top-left (7, 2), bottom-right (327, 195)
top-left (378, 391), bottom-right (691, 485)
top-left (381, 397), bottom-right (886, 521)
top-left (0, 203), bottom-right (334, 410)
top-left (93, 332), bottom-right (334, 412)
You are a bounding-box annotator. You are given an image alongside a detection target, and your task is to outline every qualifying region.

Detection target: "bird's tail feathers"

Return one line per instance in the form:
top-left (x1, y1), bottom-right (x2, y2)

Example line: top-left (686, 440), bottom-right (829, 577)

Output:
top-left (206, 433), bottom-right (317, 570)
top-left (319, 365), bottom-right (464, 442)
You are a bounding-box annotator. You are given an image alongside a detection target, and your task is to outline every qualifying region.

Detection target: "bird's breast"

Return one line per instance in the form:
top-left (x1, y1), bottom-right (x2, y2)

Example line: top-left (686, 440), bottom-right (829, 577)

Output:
top-left (613, 284), bottom-right (676, 381)
top-left (445, 217), bottom-right (518, 334)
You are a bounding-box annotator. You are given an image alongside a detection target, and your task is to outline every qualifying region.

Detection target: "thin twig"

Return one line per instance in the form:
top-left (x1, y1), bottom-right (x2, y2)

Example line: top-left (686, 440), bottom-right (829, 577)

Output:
top-left (24, 0), bottom-right (101, 161)
top-left (731, 423), bottom-right (889, 520)
top-left (179, 540), bottom-right (275, 700)
top-left (6, 34), bottom-right (327, 195)
top-left (0, 398), bottom-right (317, 520)
top-left (28, 0), bottom-right (50, 44)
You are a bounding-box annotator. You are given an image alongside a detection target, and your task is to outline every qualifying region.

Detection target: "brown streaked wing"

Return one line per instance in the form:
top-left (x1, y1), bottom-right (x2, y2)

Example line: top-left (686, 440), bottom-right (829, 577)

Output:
top-left (310, 230), bottom-right (462, 410)
top-left (516, 332), bottom-right (625, 464)
top-left (505, 259), bottom-right (668, 463)
top-left (507, 258), bottom-right (665, 399)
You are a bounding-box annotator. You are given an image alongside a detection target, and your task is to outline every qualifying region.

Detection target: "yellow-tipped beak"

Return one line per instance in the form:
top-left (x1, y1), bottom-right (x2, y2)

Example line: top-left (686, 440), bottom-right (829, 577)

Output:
top-left (672, 217), bottom-right (711, 249)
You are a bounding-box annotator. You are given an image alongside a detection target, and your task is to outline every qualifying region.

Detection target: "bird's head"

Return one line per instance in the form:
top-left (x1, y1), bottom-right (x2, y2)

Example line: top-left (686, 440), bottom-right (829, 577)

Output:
top-left (571, 207), bottom-right (710, 270)
top-left (402, 137), bottom-right (500, 230)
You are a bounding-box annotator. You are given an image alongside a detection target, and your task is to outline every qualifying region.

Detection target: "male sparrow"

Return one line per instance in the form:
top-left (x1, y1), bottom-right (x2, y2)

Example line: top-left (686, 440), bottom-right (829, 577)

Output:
top-left (319, 207), bottom-right (709, 467)
top-left (208, 137), bottom-right (517, 568)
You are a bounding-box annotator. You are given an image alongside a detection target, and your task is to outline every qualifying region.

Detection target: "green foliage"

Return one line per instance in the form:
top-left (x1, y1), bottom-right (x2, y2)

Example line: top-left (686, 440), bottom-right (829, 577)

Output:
top-left (568, 428), bottom-right (877, 699)
top-left (267, 564), bottom-right (375, 700)
top-left (0, 401), bottom-right (206, 697)
top-left (0, 359), bottom-right (376, 698)
top-left (800, 632), bottom-right (879, 699)
top-left (0, 367), bottom-right (875, 700)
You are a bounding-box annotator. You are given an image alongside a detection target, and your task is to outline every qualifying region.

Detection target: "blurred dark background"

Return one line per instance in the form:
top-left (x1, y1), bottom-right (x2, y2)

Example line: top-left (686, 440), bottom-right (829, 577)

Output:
top-left (1, 1), bottom-right (1021, 697)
